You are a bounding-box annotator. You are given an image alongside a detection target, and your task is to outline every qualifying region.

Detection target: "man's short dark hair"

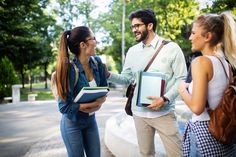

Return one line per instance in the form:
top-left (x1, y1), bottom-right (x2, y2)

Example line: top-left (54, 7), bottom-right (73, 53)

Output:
top-left (128, 9), bottom-right (157, 32)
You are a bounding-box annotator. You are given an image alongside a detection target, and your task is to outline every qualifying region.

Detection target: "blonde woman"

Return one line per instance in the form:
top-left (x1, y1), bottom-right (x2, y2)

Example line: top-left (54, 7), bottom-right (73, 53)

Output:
top-left (178, 12), bottom-right (236, 156)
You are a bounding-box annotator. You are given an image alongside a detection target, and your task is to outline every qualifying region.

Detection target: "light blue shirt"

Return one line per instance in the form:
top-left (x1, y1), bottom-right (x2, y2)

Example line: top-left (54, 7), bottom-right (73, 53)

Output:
top-left (109, 35), bottom-right (187, 118)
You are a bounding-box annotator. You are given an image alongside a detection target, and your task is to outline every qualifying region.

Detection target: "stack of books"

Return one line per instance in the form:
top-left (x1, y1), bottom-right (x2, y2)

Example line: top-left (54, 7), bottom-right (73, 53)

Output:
top-left (74, 86), bottom-right (109, 103)
top-left (137, 71), bottom-right (166, 107)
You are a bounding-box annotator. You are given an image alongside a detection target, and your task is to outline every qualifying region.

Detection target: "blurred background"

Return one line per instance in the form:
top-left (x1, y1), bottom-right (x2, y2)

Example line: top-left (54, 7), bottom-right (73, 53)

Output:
top-left (0, 0), bottom-right (235, 102)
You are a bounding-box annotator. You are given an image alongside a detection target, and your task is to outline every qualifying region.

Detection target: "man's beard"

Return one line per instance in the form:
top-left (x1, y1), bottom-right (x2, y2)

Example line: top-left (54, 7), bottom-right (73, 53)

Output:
top-left (136, 29), bottom-right (148, 42)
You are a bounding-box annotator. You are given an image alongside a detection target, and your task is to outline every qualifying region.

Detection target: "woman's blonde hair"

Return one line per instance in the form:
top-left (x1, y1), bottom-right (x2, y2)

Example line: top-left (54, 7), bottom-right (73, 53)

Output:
top-left (221, 11), bottom-right (236, 68)
top-left (195, 11), bottom-right (236, 68)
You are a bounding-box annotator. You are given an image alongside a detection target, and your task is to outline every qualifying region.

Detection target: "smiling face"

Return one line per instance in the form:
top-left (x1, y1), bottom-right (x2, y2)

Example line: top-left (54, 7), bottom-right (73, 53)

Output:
top-left (131, 18), bottom-right (148, 42)
top-left (84, 31), bottom-right (97, 56)
top-left (189, 23), bottom-right (207, 52)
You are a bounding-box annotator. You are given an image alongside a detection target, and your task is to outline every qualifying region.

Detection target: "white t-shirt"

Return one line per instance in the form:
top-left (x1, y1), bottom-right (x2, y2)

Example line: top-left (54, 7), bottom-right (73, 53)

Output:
top-left (88, 79), bottom-right (97, 116)
top-left (189, 55), bottom-right (229, 122)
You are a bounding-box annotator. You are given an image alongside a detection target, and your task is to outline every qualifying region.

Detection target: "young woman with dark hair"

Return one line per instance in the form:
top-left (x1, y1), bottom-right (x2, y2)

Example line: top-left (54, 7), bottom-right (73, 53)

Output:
top-left (55, 26), bottom-right (108, 157)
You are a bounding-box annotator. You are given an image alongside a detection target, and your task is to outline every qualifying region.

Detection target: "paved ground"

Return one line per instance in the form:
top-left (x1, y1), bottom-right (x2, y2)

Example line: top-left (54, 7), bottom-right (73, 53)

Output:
top-left (0, 89), bottom-right (126, 157)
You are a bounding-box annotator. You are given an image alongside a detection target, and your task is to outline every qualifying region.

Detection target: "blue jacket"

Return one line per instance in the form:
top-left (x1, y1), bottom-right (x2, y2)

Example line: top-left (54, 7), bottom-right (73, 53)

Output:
top-left (58, 56), bottom-right (108, 122)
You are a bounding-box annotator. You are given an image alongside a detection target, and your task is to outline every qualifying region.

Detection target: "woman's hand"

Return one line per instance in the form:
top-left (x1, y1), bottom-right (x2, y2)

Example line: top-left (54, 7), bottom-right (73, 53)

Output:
top-left (146, 96), bottom-right (165, 111)
top-left (178, 80), bottom-right (189, 99)
top-left (79, 96), bottom-right (107, 113)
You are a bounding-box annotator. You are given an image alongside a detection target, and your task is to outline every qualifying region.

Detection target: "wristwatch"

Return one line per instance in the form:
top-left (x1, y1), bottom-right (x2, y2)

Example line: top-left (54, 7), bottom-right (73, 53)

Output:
top-left (161, 96), bottom-right (170, 104)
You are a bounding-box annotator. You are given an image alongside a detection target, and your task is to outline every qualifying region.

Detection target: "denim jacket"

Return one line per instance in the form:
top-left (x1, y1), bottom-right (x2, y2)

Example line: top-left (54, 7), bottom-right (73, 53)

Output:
top-left (58, 56), bottom-right (108, 122)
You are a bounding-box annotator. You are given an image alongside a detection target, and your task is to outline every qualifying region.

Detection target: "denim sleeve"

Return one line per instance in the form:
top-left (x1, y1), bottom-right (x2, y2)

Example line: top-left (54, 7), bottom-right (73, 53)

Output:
top-left (94, 56), bottom-right (108, 87)
top-left (57, 64), bottom-right (80, 121)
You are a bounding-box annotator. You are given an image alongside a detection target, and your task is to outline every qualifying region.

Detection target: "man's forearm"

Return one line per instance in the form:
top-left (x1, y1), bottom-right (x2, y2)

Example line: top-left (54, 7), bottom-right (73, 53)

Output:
top-left (108, 72), bottom-right (131, 85)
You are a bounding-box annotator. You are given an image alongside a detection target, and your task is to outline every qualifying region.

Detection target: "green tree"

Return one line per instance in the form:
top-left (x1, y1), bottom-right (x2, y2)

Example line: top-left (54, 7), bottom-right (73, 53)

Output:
top-left (0, 57), bottom-right (19, 99)
top-left (98, 0), bottom-right (199, 72)
top-left (51, 0), bottom-right (105, 67)
top-left (56, 0), bottom-right (97, 29)
top-left (0, 0), bottom-right (58, 89)
top-left (51, 0), bottom-right (100, 63)
top-left (202, 0), bottom-right (236, 15)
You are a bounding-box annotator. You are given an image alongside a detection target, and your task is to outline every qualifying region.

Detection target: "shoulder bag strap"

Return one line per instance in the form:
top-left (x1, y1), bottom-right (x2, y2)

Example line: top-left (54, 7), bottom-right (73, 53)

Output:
top-left (143, 40), bottom-right (170, 72)
top-left (215, 56), bottom-right (231, 81)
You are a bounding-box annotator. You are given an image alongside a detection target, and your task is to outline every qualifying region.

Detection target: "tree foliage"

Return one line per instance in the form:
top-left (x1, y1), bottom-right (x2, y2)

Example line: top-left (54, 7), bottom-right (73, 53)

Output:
top-left (0, 0), bottom-right (58, 88)
top-left (202, 0), bottom-right (236, 14)
top-left (52, 0), bottom-right (102, 62)
top-left (98, 0), bottom-right (199, 72)
top-left (56, 0), bottom-right (97, 29)
top-left (1, 0), bottom-right (234, 87)
top-left (0, 57), bottom-right (19, 99)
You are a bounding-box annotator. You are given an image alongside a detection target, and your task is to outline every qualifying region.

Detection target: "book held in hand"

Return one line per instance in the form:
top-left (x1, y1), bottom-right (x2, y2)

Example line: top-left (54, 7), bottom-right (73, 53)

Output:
top-left (137, 72), bottom-right (166, 107)
top-left (74, 86), bottom-right (109, 103)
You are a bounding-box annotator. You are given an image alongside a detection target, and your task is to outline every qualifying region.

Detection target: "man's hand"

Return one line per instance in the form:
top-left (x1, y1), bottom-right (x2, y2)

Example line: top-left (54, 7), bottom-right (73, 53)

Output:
top-left (146, 96), bottom-right (165, 111)
top-left (79, 96), bottom-right (106, 113)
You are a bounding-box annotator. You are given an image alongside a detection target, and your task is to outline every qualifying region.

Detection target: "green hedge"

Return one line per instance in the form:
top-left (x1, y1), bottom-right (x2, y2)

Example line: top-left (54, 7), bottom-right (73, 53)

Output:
top-left (0, 57), bottom-right (19, 99)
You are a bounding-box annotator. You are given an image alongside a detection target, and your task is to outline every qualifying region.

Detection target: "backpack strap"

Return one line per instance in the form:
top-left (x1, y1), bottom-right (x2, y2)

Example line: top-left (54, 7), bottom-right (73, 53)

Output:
top-left (70, 56), bottom-right (100, 88)
top-left (70, 57), bottom-right (99, 87)
top-left (51, 71), bottom-right (58, 99)
top-left (215, 56), bottom-right (231, 81)
top-left (207, 56), bottom-right (232, 108)
top-left (70, 61), bottom-right (79, 87)
top-left (91, 56), bottom-right (99, 69)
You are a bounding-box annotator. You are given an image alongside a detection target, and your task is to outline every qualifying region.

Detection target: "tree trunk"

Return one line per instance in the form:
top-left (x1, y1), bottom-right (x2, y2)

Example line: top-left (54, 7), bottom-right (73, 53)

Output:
top-left (29, 54), bottom-right (32, 92)
top-left (20, 67), bottom-right (25, 88)
top-left (44, 63), bottom-right (48, 89)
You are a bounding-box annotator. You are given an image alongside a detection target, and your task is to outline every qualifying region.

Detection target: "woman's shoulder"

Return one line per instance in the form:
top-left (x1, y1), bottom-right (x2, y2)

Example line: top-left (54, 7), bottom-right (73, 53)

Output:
top-left (192, 55), bottom-right (212, 67)
top-left (192, 56), bottom-right (213, 80)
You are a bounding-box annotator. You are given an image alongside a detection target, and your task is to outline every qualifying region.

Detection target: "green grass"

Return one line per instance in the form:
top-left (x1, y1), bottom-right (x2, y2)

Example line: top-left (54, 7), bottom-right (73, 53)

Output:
top-left (20, 82), bottom-right (54, 101)
top-left (24, 82), bottom-right (47, 88)
top-left (20, 90), bottom-right (54, 101)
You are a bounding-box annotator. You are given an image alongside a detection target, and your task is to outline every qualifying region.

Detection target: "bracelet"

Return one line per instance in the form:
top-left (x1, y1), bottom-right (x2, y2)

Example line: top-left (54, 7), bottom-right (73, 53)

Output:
top-left (161, 96), bottom-right (170, 103)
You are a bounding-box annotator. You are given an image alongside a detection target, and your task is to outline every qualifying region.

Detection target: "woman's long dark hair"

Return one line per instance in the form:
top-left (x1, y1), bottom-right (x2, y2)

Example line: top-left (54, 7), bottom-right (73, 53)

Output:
top-left (56, 26), bottom-right (90, 101)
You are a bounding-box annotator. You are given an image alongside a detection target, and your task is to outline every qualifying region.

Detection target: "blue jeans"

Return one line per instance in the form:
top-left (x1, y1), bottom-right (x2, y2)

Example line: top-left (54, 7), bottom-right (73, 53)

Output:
top-left (190, 131), bottom-right (201, 157)
top-left (60, 114), bottom-right (100, 157)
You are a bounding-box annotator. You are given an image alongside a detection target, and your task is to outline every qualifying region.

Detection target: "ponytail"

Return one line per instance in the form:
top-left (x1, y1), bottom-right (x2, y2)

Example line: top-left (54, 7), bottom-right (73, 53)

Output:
top-left (55, 26), bottom-right (91, 100)
top-left (221, 11), bottom-right (236, 68)
top-left (56, 30), bottom-right (71, 101)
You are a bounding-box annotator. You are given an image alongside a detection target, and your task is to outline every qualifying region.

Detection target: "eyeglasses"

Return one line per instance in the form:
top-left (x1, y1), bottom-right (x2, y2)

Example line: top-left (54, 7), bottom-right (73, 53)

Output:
top-left (130, 23), bottom-right (145, 30)
top-left (86, 36), bottom-right (96, 42)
